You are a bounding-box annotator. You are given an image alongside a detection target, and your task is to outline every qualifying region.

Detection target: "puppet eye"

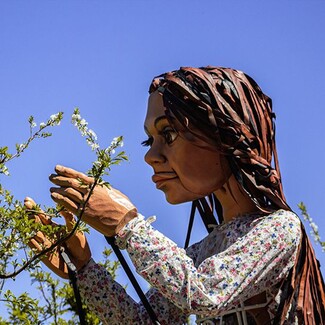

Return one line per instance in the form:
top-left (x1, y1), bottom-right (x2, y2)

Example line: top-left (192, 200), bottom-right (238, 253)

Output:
top-left (161, 127), bottom-right (178, 145)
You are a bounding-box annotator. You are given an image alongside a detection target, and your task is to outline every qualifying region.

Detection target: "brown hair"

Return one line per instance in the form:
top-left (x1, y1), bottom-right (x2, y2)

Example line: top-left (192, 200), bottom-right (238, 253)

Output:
top-left (149, 66), bottom-right (288, 214)
top-left (149, 66), bottom-right (325, 324)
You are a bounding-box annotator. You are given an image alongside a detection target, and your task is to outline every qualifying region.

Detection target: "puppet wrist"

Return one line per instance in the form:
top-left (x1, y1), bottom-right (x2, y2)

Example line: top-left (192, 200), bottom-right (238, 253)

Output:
top-left (115, 214), bottom-right (156, 249)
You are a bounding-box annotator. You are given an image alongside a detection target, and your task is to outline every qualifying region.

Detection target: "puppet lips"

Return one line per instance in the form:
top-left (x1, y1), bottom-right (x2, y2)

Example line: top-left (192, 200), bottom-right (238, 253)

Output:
top-left (152, 173), bottom-right (178, 186)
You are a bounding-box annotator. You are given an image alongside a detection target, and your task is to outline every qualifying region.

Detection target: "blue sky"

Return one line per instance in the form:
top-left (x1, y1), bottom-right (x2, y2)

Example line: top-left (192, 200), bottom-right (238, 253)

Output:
top-left (1, 0), bottom-right (325, 319)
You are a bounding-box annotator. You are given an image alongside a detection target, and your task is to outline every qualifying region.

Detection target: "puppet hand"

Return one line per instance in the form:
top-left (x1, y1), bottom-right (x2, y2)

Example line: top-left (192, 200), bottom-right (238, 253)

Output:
top-left (49, 165), bottom-right (138, 237)
top-left (24, 197), bottom-right (91, 279)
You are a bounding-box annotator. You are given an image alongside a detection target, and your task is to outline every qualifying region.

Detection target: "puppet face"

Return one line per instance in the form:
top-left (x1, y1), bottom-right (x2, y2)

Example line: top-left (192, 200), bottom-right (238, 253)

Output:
top-left (143, 91), bottom-right (231, 204)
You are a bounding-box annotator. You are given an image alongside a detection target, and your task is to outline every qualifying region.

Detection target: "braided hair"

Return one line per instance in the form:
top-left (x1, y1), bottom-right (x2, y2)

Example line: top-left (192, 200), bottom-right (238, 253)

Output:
top-left (149, 66), bottom-right (325, 324)
top-left (149, 66), bottom-right (288, 214)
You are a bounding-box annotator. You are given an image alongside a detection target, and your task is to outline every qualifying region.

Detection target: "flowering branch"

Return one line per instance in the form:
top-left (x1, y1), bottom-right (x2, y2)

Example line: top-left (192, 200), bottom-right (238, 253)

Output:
top-left (0, 108), bottom-right (127, 279)
top-left (298, 202), bottom-right (325, 252)
top-left (0, 113), bottom-right (63, 176)
top-left (71, 108), bottom-right (127, 185)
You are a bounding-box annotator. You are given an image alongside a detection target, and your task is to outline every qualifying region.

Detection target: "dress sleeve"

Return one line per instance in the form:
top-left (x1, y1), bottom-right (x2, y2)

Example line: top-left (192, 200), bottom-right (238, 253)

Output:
top-left (76, 258), bottom-right (188, 324)
top-left (117, 210), bottom-right (301, 318)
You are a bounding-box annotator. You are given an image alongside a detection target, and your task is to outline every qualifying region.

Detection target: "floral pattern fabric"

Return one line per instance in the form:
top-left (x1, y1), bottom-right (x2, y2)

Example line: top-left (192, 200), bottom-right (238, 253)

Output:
top-left (77, 209), bottom-right (301, 324)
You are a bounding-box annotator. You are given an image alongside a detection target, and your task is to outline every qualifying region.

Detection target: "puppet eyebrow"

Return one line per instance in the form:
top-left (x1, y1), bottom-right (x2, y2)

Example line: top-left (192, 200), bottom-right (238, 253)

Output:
top-left (144, 115), bottom-right (169, 135)
top-left (154, 116), bottom-right (168, 128)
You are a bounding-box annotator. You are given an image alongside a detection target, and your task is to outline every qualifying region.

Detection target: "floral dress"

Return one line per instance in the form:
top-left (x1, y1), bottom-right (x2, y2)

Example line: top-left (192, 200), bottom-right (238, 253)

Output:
top-left (76, 209), bottom-right (301, 324)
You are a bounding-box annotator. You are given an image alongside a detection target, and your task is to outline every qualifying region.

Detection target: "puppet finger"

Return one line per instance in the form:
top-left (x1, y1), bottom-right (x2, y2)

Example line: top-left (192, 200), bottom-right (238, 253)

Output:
top-left (55, 165), bottom-right (94, 185)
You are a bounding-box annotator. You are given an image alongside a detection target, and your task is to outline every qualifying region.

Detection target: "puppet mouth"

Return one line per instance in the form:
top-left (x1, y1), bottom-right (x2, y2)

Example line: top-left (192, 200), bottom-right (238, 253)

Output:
top-left (152, 172), bottom-right (178, 188)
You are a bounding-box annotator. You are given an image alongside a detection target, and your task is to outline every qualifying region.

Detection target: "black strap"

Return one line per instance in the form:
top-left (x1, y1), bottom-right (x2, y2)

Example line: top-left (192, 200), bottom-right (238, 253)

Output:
top-left (184, 201), bottom-right (197, 249)
top-left (59, 240), bottom-right (160, 324)
top-left (184, 196), bottom-right (220, 249)
top-left (198, 198), bottom-right (217, 231)
top-left (60, 247), bottom-right (87, 325)
top-left (60, 196), bottom-right (219, 324)
top-left (105, 236), bottom-right (161, 325)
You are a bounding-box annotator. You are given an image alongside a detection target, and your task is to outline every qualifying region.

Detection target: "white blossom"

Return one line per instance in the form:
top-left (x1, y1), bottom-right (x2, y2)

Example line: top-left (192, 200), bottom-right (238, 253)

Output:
top-left (79, 119), bottom-right (88, 127)
top-left (18, 144), bottom-right (25, 151)
top-left (49, 113), bottom-right (61, 126)
top-left (91, 143), bottom-right (99, 151)
top-left (80, 127), bottom-right (88, 136)
top-left (1, 166), bottom-right (9, 176)
top-left (88, 129), bottom-right (97, 140)
top-left (310, 222), bottom-right (319, 232)
top-left (110, 136), bottom-right (123, 148)
top-left (71, 113), bottom-right (81, 121)
top-left (50, 113), bottom-right (59, 121)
